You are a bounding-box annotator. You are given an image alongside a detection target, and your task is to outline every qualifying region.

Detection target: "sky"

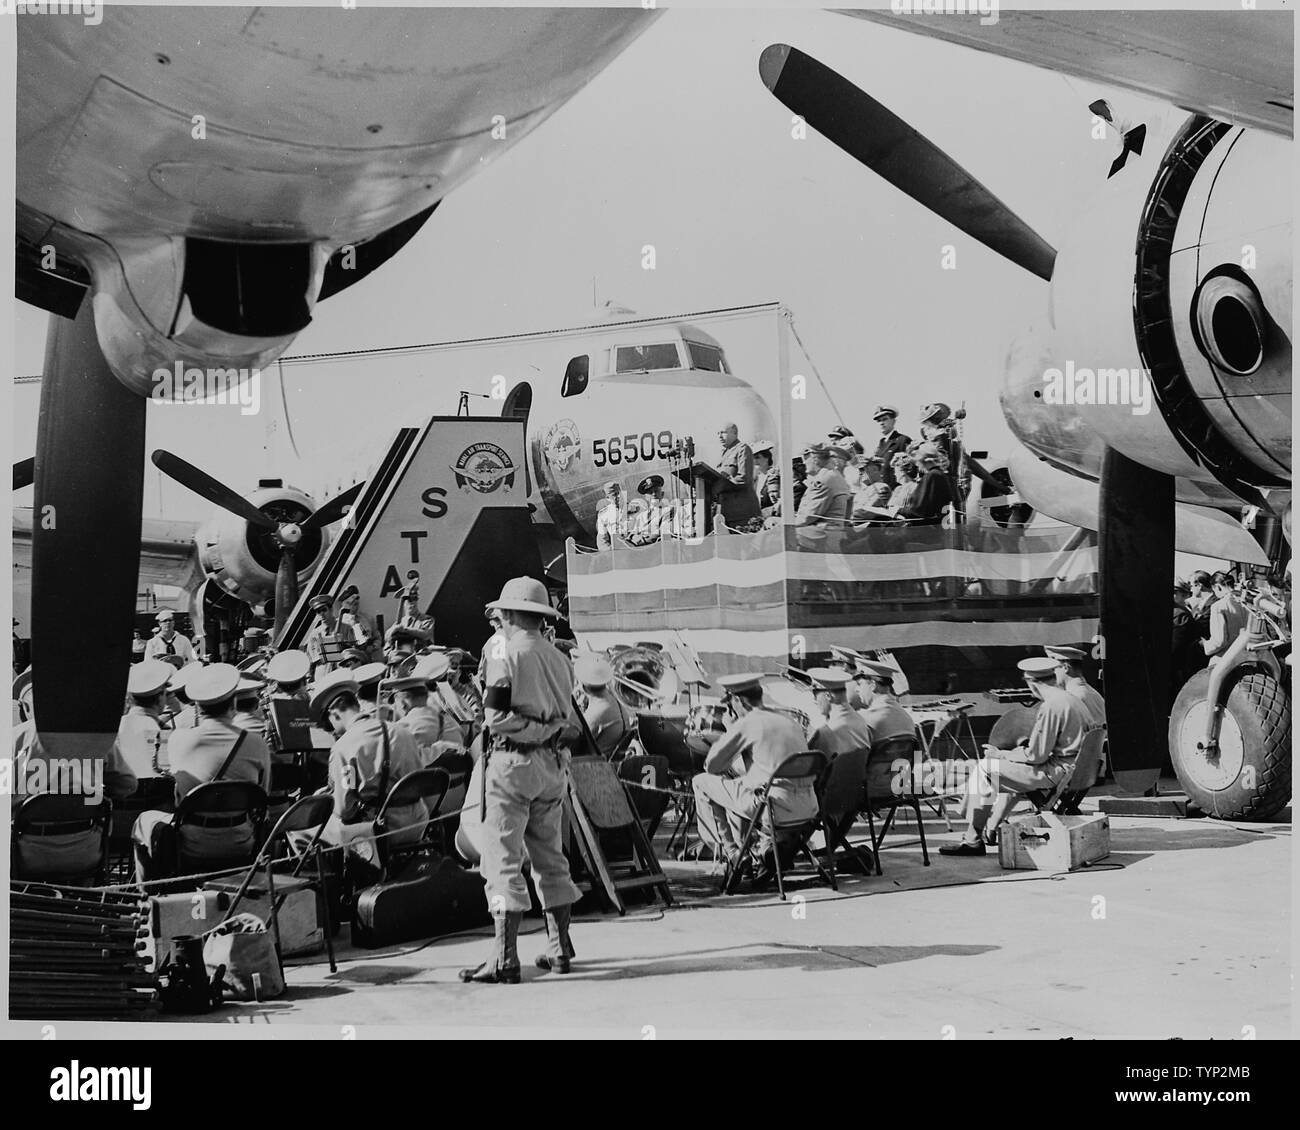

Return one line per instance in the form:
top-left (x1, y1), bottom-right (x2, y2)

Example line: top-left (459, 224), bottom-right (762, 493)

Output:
top-left (10, 7), bottom-right (1135, 522)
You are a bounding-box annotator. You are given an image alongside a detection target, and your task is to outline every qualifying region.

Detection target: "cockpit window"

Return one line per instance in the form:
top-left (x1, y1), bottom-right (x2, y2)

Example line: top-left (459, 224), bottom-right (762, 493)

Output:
top-left (561, 355), bottom-right (589, 397)
top-left (686, 341), bottom-right (728, 373)
top-left (615, 343), bottom-right (681, 373)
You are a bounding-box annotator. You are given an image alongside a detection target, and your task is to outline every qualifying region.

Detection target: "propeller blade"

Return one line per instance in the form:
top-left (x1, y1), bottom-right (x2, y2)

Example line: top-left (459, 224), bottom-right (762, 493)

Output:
top-left (1098, 447), bottom-right (1171, 795)
top-left (14, 457), bottom-right (35, 490)
top-left (151, 449), bottom-right (277, 529)
top-left (758, 43), bottom-right (1058, 281)
top-left (31, 304), bottom-right (146, 760)
top-left (300, 481), bottom-right (364, 532)
top-left (272, 547), bottom-right (299, 642)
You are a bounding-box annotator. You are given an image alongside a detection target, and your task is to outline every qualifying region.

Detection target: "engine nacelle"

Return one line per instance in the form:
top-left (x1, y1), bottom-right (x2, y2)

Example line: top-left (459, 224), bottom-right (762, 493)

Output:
top-left (195, 485), bottom-right (327, 606)
top-left (1041, 114), bottom-right (1291, 510)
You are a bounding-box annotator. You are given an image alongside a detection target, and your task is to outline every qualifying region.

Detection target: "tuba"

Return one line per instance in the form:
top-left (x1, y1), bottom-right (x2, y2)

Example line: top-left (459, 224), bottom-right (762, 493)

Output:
top-left (609, 645), bottom-right (681, 713)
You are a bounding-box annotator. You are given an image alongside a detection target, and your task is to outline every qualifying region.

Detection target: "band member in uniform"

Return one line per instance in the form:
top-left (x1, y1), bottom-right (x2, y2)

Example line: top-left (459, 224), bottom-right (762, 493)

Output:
top-left (576, 653), bottom-right (634, 757)
top-left (308, 669), bottom-right (426, 870)
top-left (167, 661), bottom-right (205, 729)
top-left (868, 405), bottom-right (912, 491)
top-left (692, 673), bottom-right (817, 880)
top-left (393, 653), bottom-right (463, 761)
top-left (338, 585), bottom-right (378, 657)
top-left (805, 668), bottom-right (872, 757)
top-left (304, 594), bottom-right (347, 678)
top-left (112, 660), bottom-right (173, 786)
top-left (131, 664), bottom-right (272, 881)
top-left (1044, 646), bottom-right (1106, 728)
top-left (232, 674), bottom-right (267, 731)
top-left (940, 657), bottom-right (1088, 855)
top-left (714, 422), bottom-right (761, 531)
top-left (352, 662), bottom-right (389, 719)
top-left (854, 660), bottom-right (915, 746)
top-left (145, 610), bottom-right (195, 664)
top-left (460, 578), bottom-right (582, 984)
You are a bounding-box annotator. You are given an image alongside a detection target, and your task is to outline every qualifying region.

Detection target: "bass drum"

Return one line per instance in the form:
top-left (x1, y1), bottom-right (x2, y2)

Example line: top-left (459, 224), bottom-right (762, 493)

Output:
top-left (1168, 668), bottom-right (1291, 821)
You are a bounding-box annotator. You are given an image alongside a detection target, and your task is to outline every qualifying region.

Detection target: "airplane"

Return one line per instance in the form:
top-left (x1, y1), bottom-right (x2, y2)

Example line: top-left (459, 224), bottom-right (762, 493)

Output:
top-left (757, 9), bottom-right (1292, 814)
top-left (14, 7), bottom-right (660, 762)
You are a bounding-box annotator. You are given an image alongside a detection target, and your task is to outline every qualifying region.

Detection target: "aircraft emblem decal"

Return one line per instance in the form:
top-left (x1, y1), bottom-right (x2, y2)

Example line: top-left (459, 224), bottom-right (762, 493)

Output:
top-left (452, 442), bottom-right (517, 494)
top-left (543, 419), bottom-right (582, 472)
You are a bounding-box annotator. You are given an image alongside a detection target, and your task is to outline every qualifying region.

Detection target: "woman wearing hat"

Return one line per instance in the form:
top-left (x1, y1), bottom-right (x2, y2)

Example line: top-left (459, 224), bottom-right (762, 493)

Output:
top-left (752, 441), bottom-right (780, 517)
top-left (897, 444), bottom-right (959, 526)
top-left (461, 577), bottom-right (583, 984)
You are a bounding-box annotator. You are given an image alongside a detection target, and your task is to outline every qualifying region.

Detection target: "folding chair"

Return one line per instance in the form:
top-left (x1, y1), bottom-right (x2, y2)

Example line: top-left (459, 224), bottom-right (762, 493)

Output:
top-left (636, 710), bottom-right (699, 858)
top-left (426, 749), bottom-right (473, 853)
top-left (172, 781), bottom-right (269, 881)
top-left (11, 794), bottom-right (114, 886)
top-left (373, 768), bottom-right (449, 879)
top-left (221, 792), bottom-right (337, 973)
top-left (861, 734), bottom-right (930, 874)
top-left (1030, 727), bottom-right (1107, 817)
top-left (813, 747), bottom-right (876, 881)
top-left (721, 751), bottom-right (833, 901)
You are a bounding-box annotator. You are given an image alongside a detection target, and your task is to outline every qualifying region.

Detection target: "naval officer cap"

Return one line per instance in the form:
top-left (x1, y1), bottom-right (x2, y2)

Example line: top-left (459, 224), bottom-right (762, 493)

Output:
top-left (807, 667), bottom-right (852, 691)
top-left (637, 474), bottom-right (665, 495)
top-left (186, 663), bottom-right (242, 706)
top-left (717, 672), bottom-right (766, 695)
top-left (412, 653), bottom-right (452, 683)
top-left (309, 669), bottom-right (360, 724)
top-left (872, 405), bottom-right (899, 421)
top-left (386, 673), bottom-right (430, 693)
top-left (266, 649), bottom-right (311, 685)
top-left (127, 660), bottom-right (173, 698)
top-left (352, 662), bottom-right (387, 689)
top-left (856, 658), bottom-right (900, 682)
top-left (236, 673), bottom-right (265, 696)
top-left (574, 654), bottom-right (614, 688)
top-left (1018, 656), bottom-right (1059, 680)
top-left (1044, 645), bottom-right (1087, 662)
top-left (308, 593), bottom-right (335, 611)
top-left (169, 660), bottom-right (205, 693)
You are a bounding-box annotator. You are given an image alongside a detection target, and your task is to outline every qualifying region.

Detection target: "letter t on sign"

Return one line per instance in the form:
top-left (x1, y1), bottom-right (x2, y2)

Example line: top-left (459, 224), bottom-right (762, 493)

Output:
top-left (400, 530), bottom-right (428, 563)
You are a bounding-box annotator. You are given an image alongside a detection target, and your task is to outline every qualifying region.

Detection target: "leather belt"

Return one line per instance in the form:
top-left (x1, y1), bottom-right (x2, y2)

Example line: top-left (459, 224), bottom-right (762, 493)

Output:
top-left (185, 813), bottom-right (250, 829)
top-left (492, 737), bottom-right (560, 754)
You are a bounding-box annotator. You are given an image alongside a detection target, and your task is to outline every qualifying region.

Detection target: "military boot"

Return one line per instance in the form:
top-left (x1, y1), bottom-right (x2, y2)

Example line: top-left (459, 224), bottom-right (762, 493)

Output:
top-left (534, 904), bottom-right (576, 974)
top-left (459, 910), bottom-right (522, 984)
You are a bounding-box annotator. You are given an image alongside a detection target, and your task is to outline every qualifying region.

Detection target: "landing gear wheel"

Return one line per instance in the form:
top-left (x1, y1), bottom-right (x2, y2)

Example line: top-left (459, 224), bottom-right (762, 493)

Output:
top-left (1168, 668), bottom-right (1291, 821)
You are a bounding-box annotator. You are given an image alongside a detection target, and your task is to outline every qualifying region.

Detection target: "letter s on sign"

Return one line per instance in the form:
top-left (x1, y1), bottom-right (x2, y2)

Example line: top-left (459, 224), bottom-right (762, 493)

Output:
top-left (421, 487), bottom-right (448, 520)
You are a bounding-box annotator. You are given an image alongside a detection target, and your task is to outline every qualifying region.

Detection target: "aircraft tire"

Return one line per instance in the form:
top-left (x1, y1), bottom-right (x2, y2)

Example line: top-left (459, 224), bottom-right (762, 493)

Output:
top-left (1168, 668), bottom-right (1291, 822)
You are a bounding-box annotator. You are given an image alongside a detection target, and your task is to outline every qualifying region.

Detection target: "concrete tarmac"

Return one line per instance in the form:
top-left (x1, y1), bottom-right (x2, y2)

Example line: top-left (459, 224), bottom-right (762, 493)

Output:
top-left (172, 799), bottom-right (1292, 1039)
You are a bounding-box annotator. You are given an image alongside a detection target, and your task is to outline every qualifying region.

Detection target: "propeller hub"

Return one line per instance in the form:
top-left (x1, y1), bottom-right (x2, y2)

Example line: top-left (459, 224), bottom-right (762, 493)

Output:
top-left (278, 522), bottom-right (303, 546)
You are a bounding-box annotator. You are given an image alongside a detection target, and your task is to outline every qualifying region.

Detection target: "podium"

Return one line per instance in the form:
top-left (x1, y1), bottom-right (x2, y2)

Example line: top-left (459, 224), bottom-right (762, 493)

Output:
top-left (672, 461), bottom-right (728, 537)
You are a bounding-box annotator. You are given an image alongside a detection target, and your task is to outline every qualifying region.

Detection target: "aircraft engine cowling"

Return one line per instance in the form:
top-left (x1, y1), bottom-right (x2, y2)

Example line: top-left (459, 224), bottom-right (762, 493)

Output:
top-left (1044, 114), bottom-right (1291, 508)
top-left (194, 485), bottom-right (328, 606)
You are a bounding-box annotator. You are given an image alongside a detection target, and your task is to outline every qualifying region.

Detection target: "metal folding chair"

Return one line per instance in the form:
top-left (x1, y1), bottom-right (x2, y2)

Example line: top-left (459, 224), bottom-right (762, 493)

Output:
top-left (861, 735), bottom-right (930, 873)
top-left (11, 794), bottom-right (114, 886)
top-left (721, 751), bottom-right (833, 901)
top-left (171, 781), bottom-right (269, 880)
top-left (374, 768), bottom-right (449, 878)
top-left (813, 747), bottom-right (876, 880)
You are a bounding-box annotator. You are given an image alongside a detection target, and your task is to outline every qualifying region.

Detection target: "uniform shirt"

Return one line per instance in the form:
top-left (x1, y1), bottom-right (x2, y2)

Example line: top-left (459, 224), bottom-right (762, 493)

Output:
top-left (168, 716), bottom-right (272, 799)
top-left (629, 499), bottom-right (679, 546)
top-left (1204, 593), bottom-right (1249, 658)
top-left (232, 707), bottom-right (266, 732)
top-left (704, 707), bottom-right (817, 824)
top-left (305, 619), bottom-right (348, 675)
top-left (10, 732), bottom-right (138, 804)
top-left (1013, 686), bottom-right (1089, 773)
top-left (858, 694), bottom-right (916, 748)
top-left (397, 702), bottom-right (463, 765)
top-left (483, 628), bottom-right (577, 747)
top-left (595, 501), bottom-right (625, 549)
top-left (872, 430), bottom-right (913, 489)
top-left (795, 467), bottom-right (852, 527)
top-left (329, 714), bottom-right (423, 824)
top-left (145, 632), bottom-right (194, 664)
top-left (583, 691), bottom-right (634, 757)
top-left (715, 441), bottom-right (761, 528)
top-left (1063, 676), bottom-right (1106, 729)
top-left (756, 466), bottom-right (781, 514)
top-left (807, 703), bottom-right (874, 758)
top-left (115, 703), bottom-right (170, 780)
top-left (170, 702), bottom-right (199, 730)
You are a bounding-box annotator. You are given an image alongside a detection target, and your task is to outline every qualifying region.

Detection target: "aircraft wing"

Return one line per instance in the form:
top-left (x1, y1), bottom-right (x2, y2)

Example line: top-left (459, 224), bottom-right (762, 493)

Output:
top-left (840, 10), bottom-right (1293, 137)
top-left (13, 507), bottom-right (204, 595)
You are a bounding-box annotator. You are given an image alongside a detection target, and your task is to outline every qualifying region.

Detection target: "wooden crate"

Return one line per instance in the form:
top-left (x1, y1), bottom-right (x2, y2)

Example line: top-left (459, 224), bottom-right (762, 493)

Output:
top-left (998, 812), bottom-right (1110, 874)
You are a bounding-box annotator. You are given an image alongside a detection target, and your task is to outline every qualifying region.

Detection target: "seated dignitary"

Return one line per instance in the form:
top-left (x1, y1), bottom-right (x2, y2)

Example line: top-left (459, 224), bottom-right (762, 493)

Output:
top-left (854, 659), bottom-right (916, 746)
top-left (309, 669), bottom-right (426, 869)
top-left (692, 673), bottom-right (818, 875)
top-left (805, 667), bottom-right (873, 757)
top-left (940, 657), bottom-right (1089, 856)
top-left (576, 653), bottom-right (635, 757)
top-left (132, 664), bottom-right (272, 881)
top-left (794, 442), bottom-right (852, 528)
top-left (392, 652), bottom-right (464, 762)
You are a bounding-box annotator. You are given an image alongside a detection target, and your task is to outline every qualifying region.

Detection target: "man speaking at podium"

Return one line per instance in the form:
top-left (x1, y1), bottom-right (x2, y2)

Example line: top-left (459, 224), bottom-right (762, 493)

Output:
top-left (714, 422), bottom-right (761, 531)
